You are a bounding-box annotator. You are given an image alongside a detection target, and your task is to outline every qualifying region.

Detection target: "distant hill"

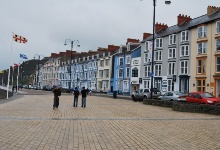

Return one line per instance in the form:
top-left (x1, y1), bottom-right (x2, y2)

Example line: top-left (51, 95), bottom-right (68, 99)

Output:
top-left (0, 57), bottom-right (50, 86)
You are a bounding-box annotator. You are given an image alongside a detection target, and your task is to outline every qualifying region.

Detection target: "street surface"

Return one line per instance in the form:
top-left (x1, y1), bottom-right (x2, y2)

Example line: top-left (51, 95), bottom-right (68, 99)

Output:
top-left (0, 88), bottom-right (219, 150)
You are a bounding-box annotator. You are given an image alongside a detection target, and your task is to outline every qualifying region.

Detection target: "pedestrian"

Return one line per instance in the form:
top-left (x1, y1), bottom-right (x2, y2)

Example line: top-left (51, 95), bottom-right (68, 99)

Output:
top-left (52, 85), bottom-right (61, 109)
top-left (15, 85), bottom-right (17, 93)
top-left (73, 87), bottom-right (79, 107)
top-left (12, 85), bottom-right (14, 93)
top-left (81, 86), bottom-right (88, 108)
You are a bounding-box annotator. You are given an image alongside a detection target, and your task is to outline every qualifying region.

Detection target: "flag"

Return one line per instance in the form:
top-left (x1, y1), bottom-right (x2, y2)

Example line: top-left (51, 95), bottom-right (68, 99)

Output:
top-left (14, 63), bottom-right (20, 67)
top-left (20, 54), bottom-right (28, 59)
top-left (13, 33), bottom-right (28, 43)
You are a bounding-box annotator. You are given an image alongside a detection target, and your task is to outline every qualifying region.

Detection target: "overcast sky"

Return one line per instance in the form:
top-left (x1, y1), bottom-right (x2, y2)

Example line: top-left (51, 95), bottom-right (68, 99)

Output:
top-left (0, 0), bottom-right (219, 70)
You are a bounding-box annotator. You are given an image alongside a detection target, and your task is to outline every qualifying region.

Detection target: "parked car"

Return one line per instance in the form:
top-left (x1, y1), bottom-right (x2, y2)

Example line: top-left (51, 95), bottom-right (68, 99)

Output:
top-left (186, 92), bottom-right (220, 104)
top-left (131, 88), bottom-right (161, 101)
top-left (158, 91), bottom-right (186, 101)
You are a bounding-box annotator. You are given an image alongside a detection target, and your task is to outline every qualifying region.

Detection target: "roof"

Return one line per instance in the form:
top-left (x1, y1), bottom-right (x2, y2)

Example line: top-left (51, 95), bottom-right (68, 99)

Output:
top-left (142, 11), bottom-right (220, 42)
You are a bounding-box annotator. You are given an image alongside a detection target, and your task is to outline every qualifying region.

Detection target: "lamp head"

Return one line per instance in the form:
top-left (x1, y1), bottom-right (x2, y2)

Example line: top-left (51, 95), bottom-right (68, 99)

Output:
top-left (64, 42), bottom-right (67, 46)
top-left (165, 0), bottom-right (171, 4)
top-left (77, 44), bottom-right (80, 47)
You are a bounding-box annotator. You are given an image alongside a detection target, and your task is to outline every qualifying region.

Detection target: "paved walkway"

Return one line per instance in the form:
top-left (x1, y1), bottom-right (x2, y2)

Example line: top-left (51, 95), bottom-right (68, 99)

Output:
top-left (0, 93), bottom-right (220, 150)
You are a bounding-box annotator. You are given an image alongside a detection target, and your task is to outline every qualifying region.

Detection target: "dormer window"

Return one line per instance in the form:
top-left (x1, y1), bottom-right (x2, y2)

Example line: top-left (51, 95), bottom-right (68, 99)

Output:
top-left (119, 46), bottom-right (123, 53)
top-left (127, 44), bottom-right (130, 51)
top-left (216, 21), bottom-right (220, 33)
top-left (198, 26), bottom-right (207, 38)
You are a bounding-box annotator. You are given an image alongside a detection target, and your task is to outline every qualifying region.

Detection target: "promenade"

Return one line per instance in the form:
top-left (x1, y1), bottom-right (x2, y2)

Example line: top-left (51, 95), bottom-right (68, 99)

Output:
top-left (0, 89), bottom-right (220, 150)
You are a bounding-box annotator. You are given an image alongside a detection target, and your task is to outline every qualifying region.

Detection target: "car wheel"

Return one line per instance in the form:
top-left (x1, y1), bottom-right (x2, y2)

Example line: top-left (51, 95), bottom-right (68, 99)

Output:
top-left (132, 95), bottom-right (137, 101)
top-left (170, 99), bottom-right (174, 101)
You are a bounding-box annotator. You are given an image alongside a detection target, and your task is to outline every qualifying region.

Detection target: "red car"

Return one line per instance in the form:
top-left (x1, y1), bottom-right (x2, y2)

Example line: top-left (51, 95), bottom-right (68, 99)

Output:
top-left (186, 92), bottom-right (220, 104)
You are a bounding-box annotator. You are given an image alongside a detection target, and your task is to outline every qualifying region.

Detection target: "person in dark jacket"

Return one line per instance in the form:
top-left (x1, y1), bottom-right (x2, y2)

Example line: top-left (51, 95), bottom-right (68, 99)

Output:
top-left (53, 85), bottom-right (61, 109)
top-left (73, 87), bottom-right (80, 107)
top-left (81, 86), bottom-right (88, 108)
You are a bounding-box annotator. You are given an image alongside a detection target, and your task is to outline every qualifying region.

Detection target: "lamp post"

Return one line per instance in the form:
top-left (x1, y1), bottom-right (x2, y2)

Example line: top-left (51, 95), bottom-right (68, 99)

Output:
top-left (150, 0), bottom-right (171, 98)
top-left (34, 54), bottom-right (44, 89)
top-left (64, 39), bottom-right (80, 90)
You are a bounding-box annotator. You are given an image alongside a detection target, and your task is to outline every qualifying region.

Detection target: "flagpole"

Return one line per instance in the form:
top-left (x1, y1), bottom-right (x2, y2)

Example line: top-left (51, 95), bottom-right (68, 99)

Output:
top-left (7, 32), bottom-right (14, 99)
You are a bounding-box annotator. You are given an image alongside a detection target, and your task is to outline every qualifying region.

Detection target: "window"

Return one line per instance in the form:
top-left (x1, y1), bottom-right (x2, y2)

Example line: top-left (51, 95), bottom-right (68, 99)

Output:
top-left (126, 56), bottom-right (131, 64)
top-left (126, 67), bottom-right (130, 77)
top-left (143, 80), bottom-right (150, 89)
top-left (155, 51), bottom-right (162, 61)
top-left (155, 64), bottom-right (162, 76)
top-left (168, 48), bottom-right (176, 59)
top-left (144, 53), bottom-right (151, 63)
top-left (216, 57), bottom-right (220, 72)
top-left (180, 60), bottom-right (188, 74)
top-left (99, 70), bottom-right (103, 78)
top-left (132, 67), bottom-right (138, 77)
top-left (104, 69), bottom-right (109, 78)
top-left (100, 60), bottom-right (104, 67)
top-left (168, 62), bottom-right (175, 75)
top-left (105, 59), bottom-right (110, 66)
top-left (216, 21), bottom-right (220, 33)
top-left (144, 66), bottom-right (151, 77)
top-left (197, 58), bottom-right (206, 74)
top-left (145, 41), bottom-right (149, 51)
top-left (167, 80), bottom-right (174, 92)
top-left (169, 34), bottom-right (176, 45)
top-left (118, 69), bottom-right (123, 78)
top-left (181, 31), bottom-right (189, 42)
top-left (197, 79), bottom-right (206, 92)
top-left (216, 39), bottom-right (220, 51)
top-left (119, 57), bottom-right (124, 65)
top-left (198, 26), bottom-right (207, 38)
top-left (198, 42), bottom-right (207, 54)
top-left (180, 45), bottom-right (189, 57)
top-left (119, 46), bottom-right (122, 53)
top-left (155, 38), bottom-right (163, 48)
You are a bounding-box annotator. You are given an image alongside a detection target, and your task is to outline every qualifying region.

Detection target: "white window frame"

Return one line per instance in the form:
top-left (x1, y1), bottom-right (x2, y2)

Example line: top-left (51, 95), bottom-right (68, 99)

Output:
top-left (144, 53), bottom-right (148, 63)
top-left (180, 60), bottom-right (188, 74)
top-left (144, 66), bottom-right (151, 77)
top-left (168, 48), bottom-right (176, 59)
top-left (198, 26), bottom-right (207, 38)
top-left (154, 64), bottom-right (162, 76)
top-left (143, 80), bottom-right (150, 89)
top-left (181, 30), bottom-right (189, 42)
top-left (198, 42), bottom-right (207, 54)
top-left (155, 50), bottom-right (162, 61)
top-left (216, 21), bottom-right (220, 33)
top-left (169, 34), bottom-right (176, 45)
top-left (118, 68), bottom-right (123, 78)
top-left (180, 45), bottom-right (189, 57)
top-left (168, 62), bottom-right (175, 75)
top-left (118, 57), bottom-right (124, 65)
top-left (126, 56), bottom-right (131, 64)
top-left (167, 79), bottom-right (174, 92)
top-left (155, 38), bottom-right (163, 48)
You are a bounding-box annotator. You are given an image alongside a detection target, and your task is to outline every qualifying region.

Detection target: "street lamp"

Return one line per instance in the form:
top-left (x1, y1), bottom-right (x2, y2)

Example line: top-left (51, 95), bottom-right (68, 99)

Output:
top-left (150, 0), bottom-right (171, 98)
top-left (34, 54), bottom-right (44, 89)
top-left (64, 39), bottom-right (80, 90)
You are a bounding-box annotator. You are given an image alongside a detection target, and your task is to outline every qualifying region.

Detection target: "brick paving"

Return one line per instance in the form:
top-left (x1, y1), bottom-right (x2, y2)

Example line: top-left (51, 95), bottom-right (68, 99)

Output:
top-left (0, 94), bottom-right (220, 150)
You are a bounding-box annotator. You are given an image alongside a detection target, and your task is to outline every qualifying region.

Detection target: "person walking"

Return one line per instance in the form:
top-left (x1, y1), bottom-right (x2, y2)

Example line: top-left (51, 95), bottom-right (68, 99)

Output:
top-left (73, 87), bottom-right (79, 107)
top-left (81, 86), bottom-right (88, 108)
top-left (53, 85), bottom-right (61, 109)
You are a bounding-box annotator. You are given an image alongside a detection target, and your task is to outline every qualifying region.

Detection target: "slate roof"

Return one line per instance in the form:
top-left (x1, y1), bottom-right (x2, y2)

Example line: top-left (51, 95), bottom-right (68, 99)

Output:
top-left (142, 11), bottom-right (220, 42)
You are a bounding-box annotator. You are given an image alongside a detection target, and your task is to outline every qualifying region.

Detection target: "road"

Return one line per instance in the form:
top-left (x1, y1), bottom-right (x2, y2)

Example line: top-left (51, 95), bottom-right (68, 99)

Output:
top-left (0, 89), bottom-right (219, 149)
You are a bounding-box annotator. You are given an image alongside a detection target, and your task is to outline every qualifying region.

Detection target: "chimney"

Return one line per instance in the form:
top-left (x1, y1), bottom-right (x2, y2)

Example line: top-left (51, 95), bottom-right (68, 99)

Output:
top-left (126, 38), bottom-right (139, 45)
top-left (143, 33), bottom-right (152, 40)
top-left (51, 53), bottom-right (59, 58)
top-left (59, 52), bottom-right (66, 57)
top-left (207, 6), bottom-right (220, 16)
top-left (155, 23), bottom-right (168, 33)
top-left (108, 45), bottom-right (120, 52)
top-left (177, 14), bottom-right (192, 25)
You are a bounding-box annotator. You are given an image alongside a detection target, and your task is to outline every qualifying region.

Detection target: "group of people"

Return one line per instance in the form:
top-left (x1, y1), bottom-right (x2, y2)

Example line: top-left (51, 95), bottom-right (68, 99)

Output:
top-left (52, 86), bottom-right (89, 109)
